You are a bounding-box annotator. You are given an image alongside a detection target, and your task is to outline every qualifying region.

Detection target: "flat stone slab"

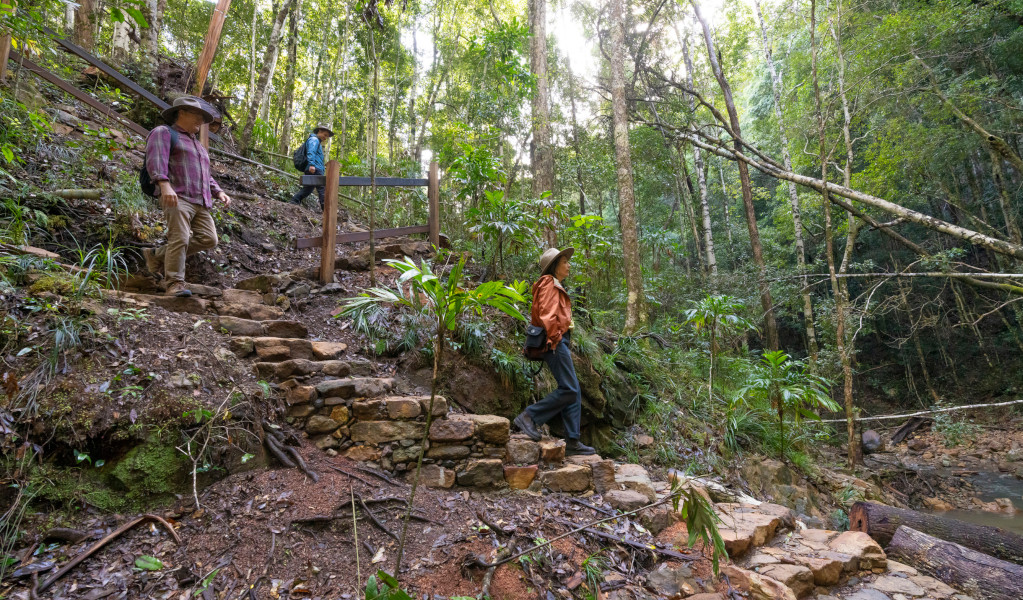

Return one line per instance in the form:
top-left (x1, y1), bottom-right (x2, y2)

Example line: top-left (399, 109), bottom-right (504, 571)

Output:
top-left (872, 575), bottom-right (924, 596)
top-left (605, 489), bottom-right (649, 512)
top-left (350, 421), bottom-right (426, 444)
top-left (429, 418), bottom-right (475, 442)
top-left (758, 564), bottom-right (814, 598)
top-left (615, 463), bottom-right (656, 502)
top-left (828, 530), bottom-right (887, 570)
top-left (789, 554), bottom-right (845, 585)
top-left (214, 301), bottom-right (284, 321)
top-left (315, 377), bottom-right (394, 399)
top-left (463, 414), bottom-right (510, 444)
top-left (844, 590), bottom-right (892, 600)
top-left (504, 465), bottom-right (538, 490)
top-left (540, 464), bottom-right (591, 492)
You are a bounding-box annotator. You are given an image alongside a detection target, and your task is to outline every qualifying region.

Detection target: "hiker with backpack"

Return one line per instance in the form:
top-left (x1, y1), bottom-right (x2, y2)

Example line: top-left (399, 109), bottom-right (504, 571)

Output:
top-left (514, 247), bottom-right (596, 457)
top-left (290, 124), bottom-right (334, 209)
top-left (141, 96), bottom-right (231, 298)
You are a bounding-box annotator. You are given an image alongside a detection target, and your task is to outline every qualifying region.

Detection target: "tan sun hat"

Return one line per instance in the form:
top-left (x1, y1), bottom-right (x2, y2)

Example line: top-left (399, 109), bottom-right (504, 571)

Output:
top-left (539, 247), bottom-right (575, 276)
top-left (313, 124), bottom-right (335, 137)
top-left (162, 95), bottom-right (215, 124)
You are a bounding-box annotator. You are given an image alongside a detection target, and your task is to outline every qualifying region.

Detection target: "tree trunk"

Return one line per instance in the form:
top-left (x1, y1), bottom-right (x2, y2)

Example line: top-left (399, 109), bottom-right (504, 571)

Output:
top-left (247, 1), bottom-right (258, 109)
top-left (755, 0), bottom-right (818, 362)
top-left (887, 525), bottom-right (1023, 600)
top-left (74, 0), bottom-right (95, 51)
top-left (278, 0), bottom-right (301, 155)
top-left (808, 0), bottom-right (855, 467)
top-left (568, 59), bottom-right (586, 215)
top-left (110, 19), bottom-right (131, 65)
top-left (693, 0), bottom-right (778, 349)
top-left (529, 0), bottom-right (555, 245)
top-left (609, 0), bottom-right (645, 333)
top-left (239, 0), bottom-right (294, 155)
top-left (852, 502), bottom-right (1023, 564)
top-left (143, 0), bottom-right (161, 68)
top-left (680, 33), bottom-right (717, 280)
top-left (407, 26), bottom-right (418, 167)
top-left (989, 147), bottom-right (1022, 244)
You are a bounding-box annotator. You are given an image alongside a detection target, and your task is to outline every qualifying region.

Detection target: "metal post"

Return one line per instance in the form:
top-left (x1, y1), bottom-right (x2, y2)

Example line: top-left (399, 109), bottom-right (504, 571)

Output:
top-left (320, 160), bottom-right (340, 284)
top-left (428, 161), bottom-right (439, 248)
top-left (193, 0), bottom-right (232, 95)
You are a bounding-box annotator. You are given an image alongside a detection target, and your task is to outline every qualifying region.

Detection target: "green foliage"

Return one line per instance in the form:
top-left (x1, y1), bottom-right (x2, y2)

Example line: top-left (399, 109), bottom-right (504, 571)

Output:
top-left (933, 405), bottom-right (981, 447)
top-left (671, 483), bottom-right (727, 574)
top-left (134, 555), bottom-right (164, 571)
top-left (364, 570), bottom-right (413, 600)
top-left (736, 350), bottom-right (838, 457)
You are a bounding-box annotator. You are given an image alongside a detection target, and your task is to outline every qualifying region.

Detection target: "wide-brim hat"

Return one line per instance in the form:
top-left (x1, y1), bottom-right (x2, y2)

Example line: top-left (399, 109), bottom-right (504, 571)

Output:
top-left (162, 96), bottom-right (215, 124)
top-left (539, 247), bottom-right (575, 276)
top-left (313, 124), bottom-right (335, 137)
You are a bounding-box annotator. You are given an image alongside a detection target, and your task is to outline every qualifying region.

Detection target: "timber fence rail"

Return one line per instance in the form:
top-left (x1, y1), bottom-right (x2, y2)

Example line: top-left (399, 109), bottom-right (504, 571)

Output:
top-left (819, 398), bottom-right (1023, 423)
top-left (295, 160), bottom-right (441, 284)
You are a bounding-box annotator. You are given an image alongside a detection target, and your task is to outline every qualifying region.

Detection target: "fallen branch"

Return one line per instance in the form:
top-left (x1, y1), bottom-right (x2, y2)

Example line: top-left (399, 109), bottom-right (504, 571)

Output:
top-left (37, 514), bottom-right (180, 592)
top-left (553, 518), bottom-right (699, 562)
top-left (819, 398), bottom-right (1023, 423)
top-left (465, 493), bottom-right (689, 569)
top-left (52, 189), bottom-right (102, 199)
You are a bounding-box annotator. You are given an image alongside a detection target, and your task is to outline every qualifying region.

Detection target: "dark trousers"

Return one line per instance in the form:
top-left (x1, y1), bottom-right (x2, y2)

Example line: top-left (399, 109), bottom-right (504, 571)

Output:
top-left (525, 331), bottom-right (581, 440)
top-left (291, 167), bottom-right (325, 208)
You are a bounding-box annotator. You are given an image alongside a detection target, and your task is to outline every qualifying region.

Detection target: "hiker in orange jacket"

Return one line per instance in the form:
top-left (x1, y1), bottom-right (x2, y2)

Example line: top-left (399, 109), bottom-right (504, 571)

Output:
top-left (513, 247), bottom-right (596, 456)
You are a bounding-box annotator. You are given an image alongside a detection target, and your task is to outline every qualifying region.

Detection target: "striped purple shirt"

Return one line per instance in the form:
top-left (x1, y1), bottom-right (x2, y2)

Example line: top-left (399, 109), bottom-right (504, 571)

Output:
top-left (145, 125), bottom-right (223, 209)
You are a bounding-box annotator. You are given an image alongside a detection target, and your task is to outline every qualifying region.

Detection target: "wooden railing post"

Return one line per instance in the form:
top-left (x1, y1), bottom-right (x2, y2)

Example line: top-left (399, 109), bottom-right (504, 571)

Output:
top-left (428, 161), bottom-right (439, 248)
top-left (199, 123), bottom-right (210, 149)
top-left (0, 1), bottom-right (14, 81)
top-left (319, 160), bottom-right (340, 284)
top-left (193, 0), bottom-right (231, 95)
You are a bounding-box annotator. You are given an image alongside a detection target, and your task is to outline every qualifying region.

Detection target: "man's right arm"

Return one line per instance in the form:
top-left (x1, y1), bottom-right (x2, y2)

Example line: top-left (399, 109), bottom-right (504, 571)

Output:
top-left (146, 127), bottom-right (178, 209)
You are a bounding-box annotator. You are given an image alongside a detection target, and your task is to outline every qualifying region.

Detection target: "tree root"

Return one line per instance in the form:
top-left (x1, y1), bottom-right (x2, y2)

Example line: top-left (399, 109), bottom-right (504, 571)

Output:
top-left (37, 514), bottom-right (180, 593)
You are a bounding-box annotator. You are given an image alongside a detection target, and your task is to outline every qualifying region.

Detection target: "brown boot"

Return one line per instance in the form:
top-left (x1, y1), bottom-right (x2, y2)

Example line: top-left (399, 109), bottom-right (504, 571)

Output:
top-left (142, 247), bottom-right (163, 278)
top-left (165, 281), bottom-right (192, 297)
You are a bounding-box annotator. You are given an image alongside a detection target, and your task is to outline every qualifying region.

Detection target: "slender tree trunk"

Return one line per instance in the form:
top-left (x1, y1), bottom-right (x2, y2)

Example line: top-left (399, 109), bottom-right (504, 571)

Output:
top-left (677, 143), bottom-right (704, 273)
top-left (680, 33), bottom-right (717, 280)
top-left (408, 26), bottom-right (418, 166)
top-left (989, 148), bottom-right (1022, 244)
top-left (529, 0), bottom-right (556, 245)
top-left (718, 164), bottom-right (734, 257)
top-left (366, 17), bottom-right (380, 286)
top-left (809, 0), bottom-right (856, 467)
top-left (143, 0), bottom-right (161, 68)
top-left (110, 19), bottom-right (131, 65)
top-left (247, 2), bottom-right (258, 109)
top-left (278, 0), bottom-right (301, 155)
top-left (568, 59), bottom-right (586, 215)
top-left (694, 0), bottom-right (779, 349)
top-left (755, 0), bottom-right (818, 362)
top-left (609, 0), bottom-right (646, 333)
top-left (74, 0), bottom-right (95, 51)
top-left (240, 0), bottom-right (294, 154)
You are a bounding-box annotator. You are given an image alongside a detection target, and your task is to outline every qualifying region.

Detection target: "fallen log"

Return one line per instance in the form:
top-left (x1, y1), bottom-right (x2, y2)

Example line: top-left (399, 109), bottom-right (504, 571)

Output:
top-left (52, 188), bottom-right (102, 199)
top-left (890, 416), bottom-right (930, 445)
top-left (887, 525), bottom-right (1023, 600)
top-left (850, 501), bottom-right (1023, 564)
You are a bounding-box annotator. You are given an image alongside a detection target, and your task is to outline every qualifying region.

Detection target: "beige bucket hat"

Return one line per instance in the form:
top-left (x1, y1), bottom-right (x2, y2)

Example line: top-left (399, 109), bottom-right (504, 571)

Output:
top-left (162, 95), bottom-right (215, 124)
top-left (539, 247), bottom-right (575, 276)
top-left (313, 124), bottom-right (335, 137)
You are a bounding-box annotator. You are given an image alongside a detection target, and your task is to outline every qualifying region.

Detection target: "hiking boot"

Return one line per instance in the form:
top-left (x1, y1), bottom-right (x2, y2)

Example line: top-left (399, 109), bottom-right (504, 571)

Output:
top-left (565, 439), bottom-right (596, 456)
top-left (142, 247), bottom-right (163, 278)
top-left (165, 281), bottom-right (192, 298)
top-left (513, 412), bottom-right (541, 442)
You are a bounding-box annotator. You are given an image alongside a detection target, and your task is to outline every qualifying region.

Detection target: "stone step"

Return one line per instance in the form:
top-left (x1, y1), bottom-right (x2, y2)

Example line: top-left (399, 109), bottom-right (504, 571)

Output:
top-left (232, 337), bottom-right (346, 362)
top-left (106, 291), bottom-right (209, 315)
top-left (212, 301), bottom-right (285, 321)
top-left (254, 358), bottom-right (354, 380)
top-left (220, 288), bottom-right (266, 305)
top-left (214, 316), bottom-right (308, 338)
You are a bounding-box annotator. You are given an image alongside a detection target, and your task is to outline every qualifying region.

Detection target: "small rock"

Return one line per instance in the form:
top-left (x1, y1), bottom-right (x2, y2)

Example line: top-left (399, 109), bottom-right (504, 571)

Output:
top-left (305, 415), bottom-right (340, 435)
top-left (464, 414), bottom-right (510, 444)
top-left (261, 242), bottom-right (275, 252)
top-left (321, 283), bottom-right (343, 294)
top-left (350, 421), bottom-right (426, 444)
top-left (591, 460), bottom-right (617, 494)
top-left (421, 465), bottom-right (456, 488)
top-left (344, 446), bottom-right (381, 462)
top-left (539, 438), bottom-right (566, 463)
top-left (386, 397), bottom-right (422, 420)
top-left (828, 531), bottom-right (887, 570)
top-left (615, 463), bottom-right (656, 502)
top-left (506, 438), bottom-right (541, 464)
top-left (311, 434), bottom-right (339, 450)
top-left (540, 464), bottom-right (591, 492)
top-left (605, 489), bottom-right (648, 512)
top-left (908, 438), bottom-right (928, 451)
top-left (457, 459), bottom-right (505, 488)
top-left (922, 496), bottom-right (955, 511)
top-left (757, 564), bottom-right (814, 598)
top-left (426, 445), bottom-right (471, 460)
top-left (504, 465), bottom-right (538, 489)
top-left (635, 433), bottom-right (655, 448)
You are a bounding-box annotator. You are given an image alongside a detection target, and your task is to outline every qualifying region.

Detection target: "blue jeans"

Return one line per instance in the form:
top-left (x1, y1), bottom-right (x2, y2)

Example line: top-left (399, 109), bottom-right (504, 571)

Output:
top-left (525, 331), bottom-right (581, 440)
top-left (291, 167), bottom-right (325, 208)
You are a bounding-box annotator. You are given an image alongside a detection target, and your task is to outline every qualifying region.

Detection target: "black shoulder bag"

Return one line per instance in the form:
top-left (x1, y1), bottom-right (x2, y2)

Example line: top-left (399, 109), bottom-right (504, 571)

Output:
top-left (523, 324), bottom-right (548, 362)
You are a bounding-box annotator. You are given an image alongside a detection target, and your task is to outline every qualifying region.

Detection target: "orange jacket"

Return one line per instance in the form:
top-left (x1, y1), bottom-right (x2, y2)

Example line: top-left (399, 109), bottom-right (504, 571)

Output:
top-left (531, 275), bottom-right (572, 350)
